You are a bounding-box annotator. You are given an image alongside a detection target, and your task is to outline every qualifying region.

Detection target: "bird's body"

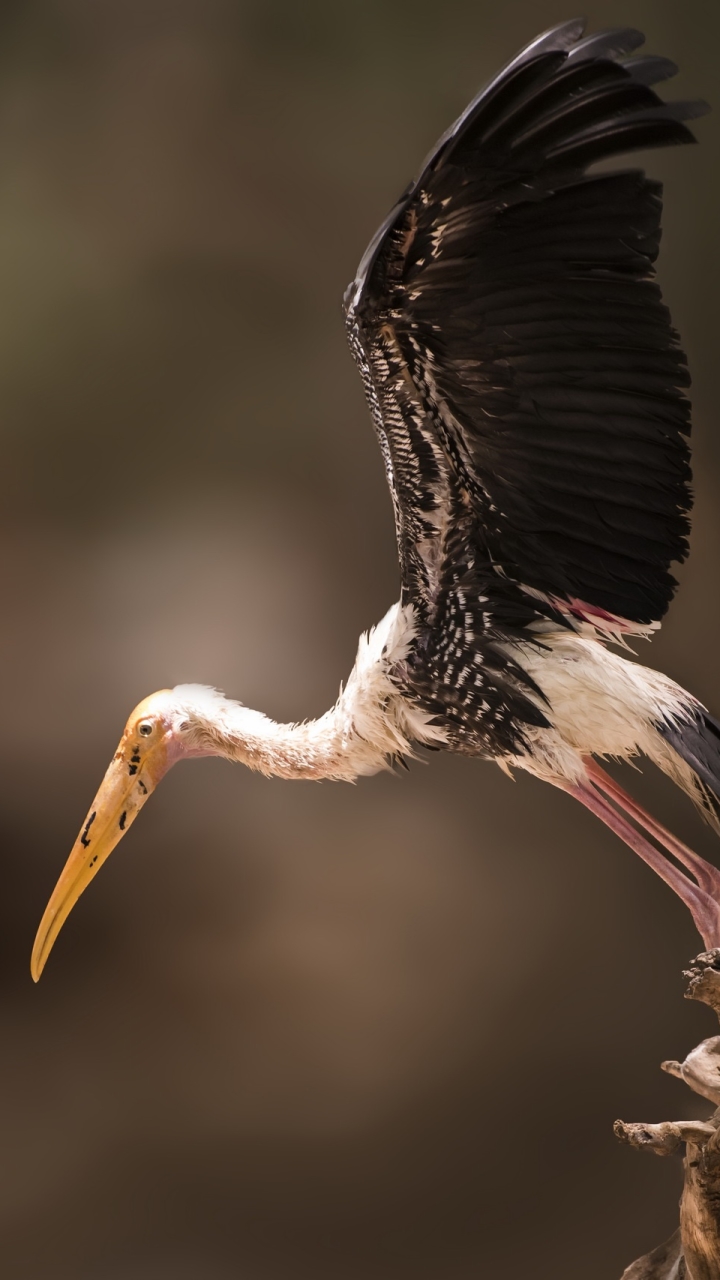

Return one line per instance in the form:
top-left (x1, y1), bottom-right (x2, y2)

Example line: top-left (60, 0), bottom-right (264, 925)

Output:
top-left (165, 607), bottom-right (703, 794)
top-left (31, 21), bottom-right (720, 978)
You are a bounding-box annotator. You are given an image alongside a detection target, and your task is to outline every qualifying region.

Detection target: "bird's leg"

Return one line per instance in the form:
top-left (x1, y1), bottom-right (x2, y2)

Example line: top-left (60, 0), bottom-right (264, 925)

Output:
top-left (585, 759), bottom-right (720, 894)
top-left (554, 761), bottom-right (720, 949)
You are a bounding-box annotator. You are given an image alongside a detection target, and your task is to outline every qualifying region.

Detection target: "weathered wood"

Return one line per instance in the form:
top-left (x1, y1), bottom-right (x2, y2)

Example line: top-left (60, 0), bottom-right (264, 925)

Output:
top-left (662, 1041), bottom-right (720, 1107)
top-left (684, 952), bottom-right (720, 1020)
top-left (618, 953), bottom-right (720, 1279)
top-left (680, 1128), bottom-right (720, 1280)
top-left (620, 1229), bottom-right (685, 1279)
top-left (615, 1120), bottom-right (717, 1156)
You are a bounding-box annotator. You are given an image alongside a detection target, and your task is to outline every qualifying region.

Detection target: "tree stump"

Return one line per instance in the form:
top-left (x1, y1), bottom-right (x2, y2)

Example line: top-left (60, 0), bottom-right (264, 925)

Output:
top-left (617, 951), bottom-right (720, 1279)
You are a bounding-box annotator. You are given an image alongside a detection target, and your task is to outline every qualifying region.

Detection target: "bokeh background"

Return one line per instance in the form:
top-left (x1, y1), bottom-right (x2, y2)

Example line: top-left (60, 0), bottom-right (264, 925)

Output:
top-left (0, 1), bottom-right (718, 1277)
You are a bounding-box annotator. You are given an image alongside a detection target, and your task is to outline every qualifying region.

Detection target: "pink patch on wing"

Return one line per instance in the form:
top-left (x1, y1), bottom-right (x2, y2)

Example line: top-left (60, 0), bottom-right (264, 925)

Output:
top-left (561, 596), bottom-right (656, 635)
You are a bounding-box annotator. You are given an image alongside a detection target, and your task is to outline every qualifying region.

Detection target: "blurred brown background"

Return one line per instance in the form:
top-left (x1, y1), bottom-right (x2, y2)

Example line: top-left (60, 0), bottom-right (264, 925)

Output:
top-left (0, 1), bottom-right (718, 1277)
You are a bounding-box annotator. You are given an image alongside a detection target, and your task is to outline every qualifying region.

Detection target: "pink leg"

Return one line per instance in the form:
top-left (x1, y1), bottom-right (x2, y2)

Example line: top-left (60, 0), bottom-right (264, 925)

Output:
top-left (584, 759), bottom-right (720, 895)
top-left (553, 762), bottom-right (720, 949)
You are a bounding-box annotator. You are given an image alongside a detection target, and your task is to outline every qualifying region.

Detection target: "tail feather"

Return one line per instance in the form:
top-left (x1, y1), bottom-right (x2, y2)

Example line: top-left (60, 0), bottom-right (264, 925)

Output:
top-left (657, 708), bottom-right (720, 832)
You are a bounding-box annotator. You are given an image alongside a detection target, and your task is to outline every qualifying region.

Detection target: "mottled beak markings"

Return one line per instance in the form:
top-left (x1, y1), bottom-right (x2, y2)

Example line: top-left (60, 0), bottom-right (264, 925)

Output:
top-left (31, 692), bottom-right (177, 981)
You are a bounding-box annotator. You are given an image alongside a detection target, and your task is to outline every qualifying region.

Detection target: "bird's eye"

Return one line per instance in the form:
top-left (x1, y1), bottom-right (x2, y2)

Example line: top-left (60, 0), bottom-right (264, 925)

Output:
top-left (138, 722), bottom-right (153, 737)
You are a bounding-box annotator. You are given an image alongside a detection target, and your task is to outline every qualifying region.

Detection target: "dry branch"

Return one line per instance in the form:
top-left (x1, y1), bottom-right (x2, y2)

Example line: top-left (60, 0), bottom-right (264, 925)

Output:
top-left (618, 950), bottom-right (720, 1279)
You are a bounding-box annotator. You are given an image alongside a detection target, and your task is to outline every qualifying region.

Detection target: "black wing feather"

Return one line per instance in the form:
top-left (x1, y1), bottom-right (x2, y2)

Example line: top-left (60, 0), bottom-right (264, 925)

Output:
top-left (346, 23), bottom-right (706, 629)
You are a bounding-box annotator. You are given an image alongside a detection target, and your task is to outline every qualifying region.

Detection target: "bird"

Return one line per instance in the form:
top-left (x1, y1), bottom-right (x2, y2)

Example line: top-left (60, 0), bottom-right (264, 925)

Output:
top-left (31, 19), bottom-right (719, 981)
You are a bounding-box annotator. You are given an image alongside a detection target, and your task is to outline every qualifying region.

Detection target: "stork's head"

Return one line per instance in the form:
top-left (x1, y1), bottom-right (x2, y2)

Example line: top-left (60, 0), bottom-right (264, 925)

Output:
top-left (30, 686), bottom-right (225, 981)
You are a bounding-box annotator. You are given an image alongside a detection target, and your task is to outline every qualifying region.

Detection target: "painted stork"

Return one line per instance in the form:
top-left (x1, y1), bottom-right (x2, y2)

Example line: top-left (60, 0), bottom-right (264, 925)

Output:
top-left (31, 20), bottom-right (718, 980)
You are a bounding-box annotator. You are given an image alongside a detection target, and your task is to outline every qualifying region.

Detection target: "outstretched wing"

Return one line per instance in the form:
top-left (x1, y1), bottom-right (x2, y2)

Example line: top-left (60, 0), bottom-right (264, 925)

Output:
top-left (345, 20), bottom-right (707, 630)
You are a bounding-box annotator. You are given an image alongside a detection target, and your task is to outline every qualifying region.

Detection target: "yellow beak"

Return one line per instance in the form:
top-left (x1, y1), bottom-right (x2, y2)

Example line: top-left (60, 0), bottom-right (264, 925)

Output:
top-left (31, 700), bottom-right (175, 981)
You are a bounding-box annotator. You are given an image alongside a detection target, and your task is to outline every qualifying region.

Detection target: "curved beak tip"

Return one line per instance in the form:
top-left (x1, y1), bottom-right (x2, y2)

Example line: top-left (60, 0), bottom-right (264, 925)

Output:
top-left (29, 725), bottom-right (173, 981)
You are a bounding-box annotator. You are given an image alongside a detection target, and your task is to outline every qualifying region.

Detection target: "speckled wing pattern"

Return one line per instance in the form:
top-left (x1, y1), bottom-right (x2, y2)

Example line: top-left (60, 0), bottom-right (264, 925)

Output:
top-left (344, 21), bottom-right (707, 755)
top-left (345, 21), bottom-right (706, 638)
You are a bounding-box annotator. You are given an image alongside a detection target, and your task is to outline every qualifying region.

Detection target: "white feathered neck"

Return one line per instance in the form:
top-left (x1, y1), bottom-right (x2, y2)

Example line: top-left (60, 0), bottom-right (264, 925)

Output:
top-left (172, 604), bottom-right (445, 781)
